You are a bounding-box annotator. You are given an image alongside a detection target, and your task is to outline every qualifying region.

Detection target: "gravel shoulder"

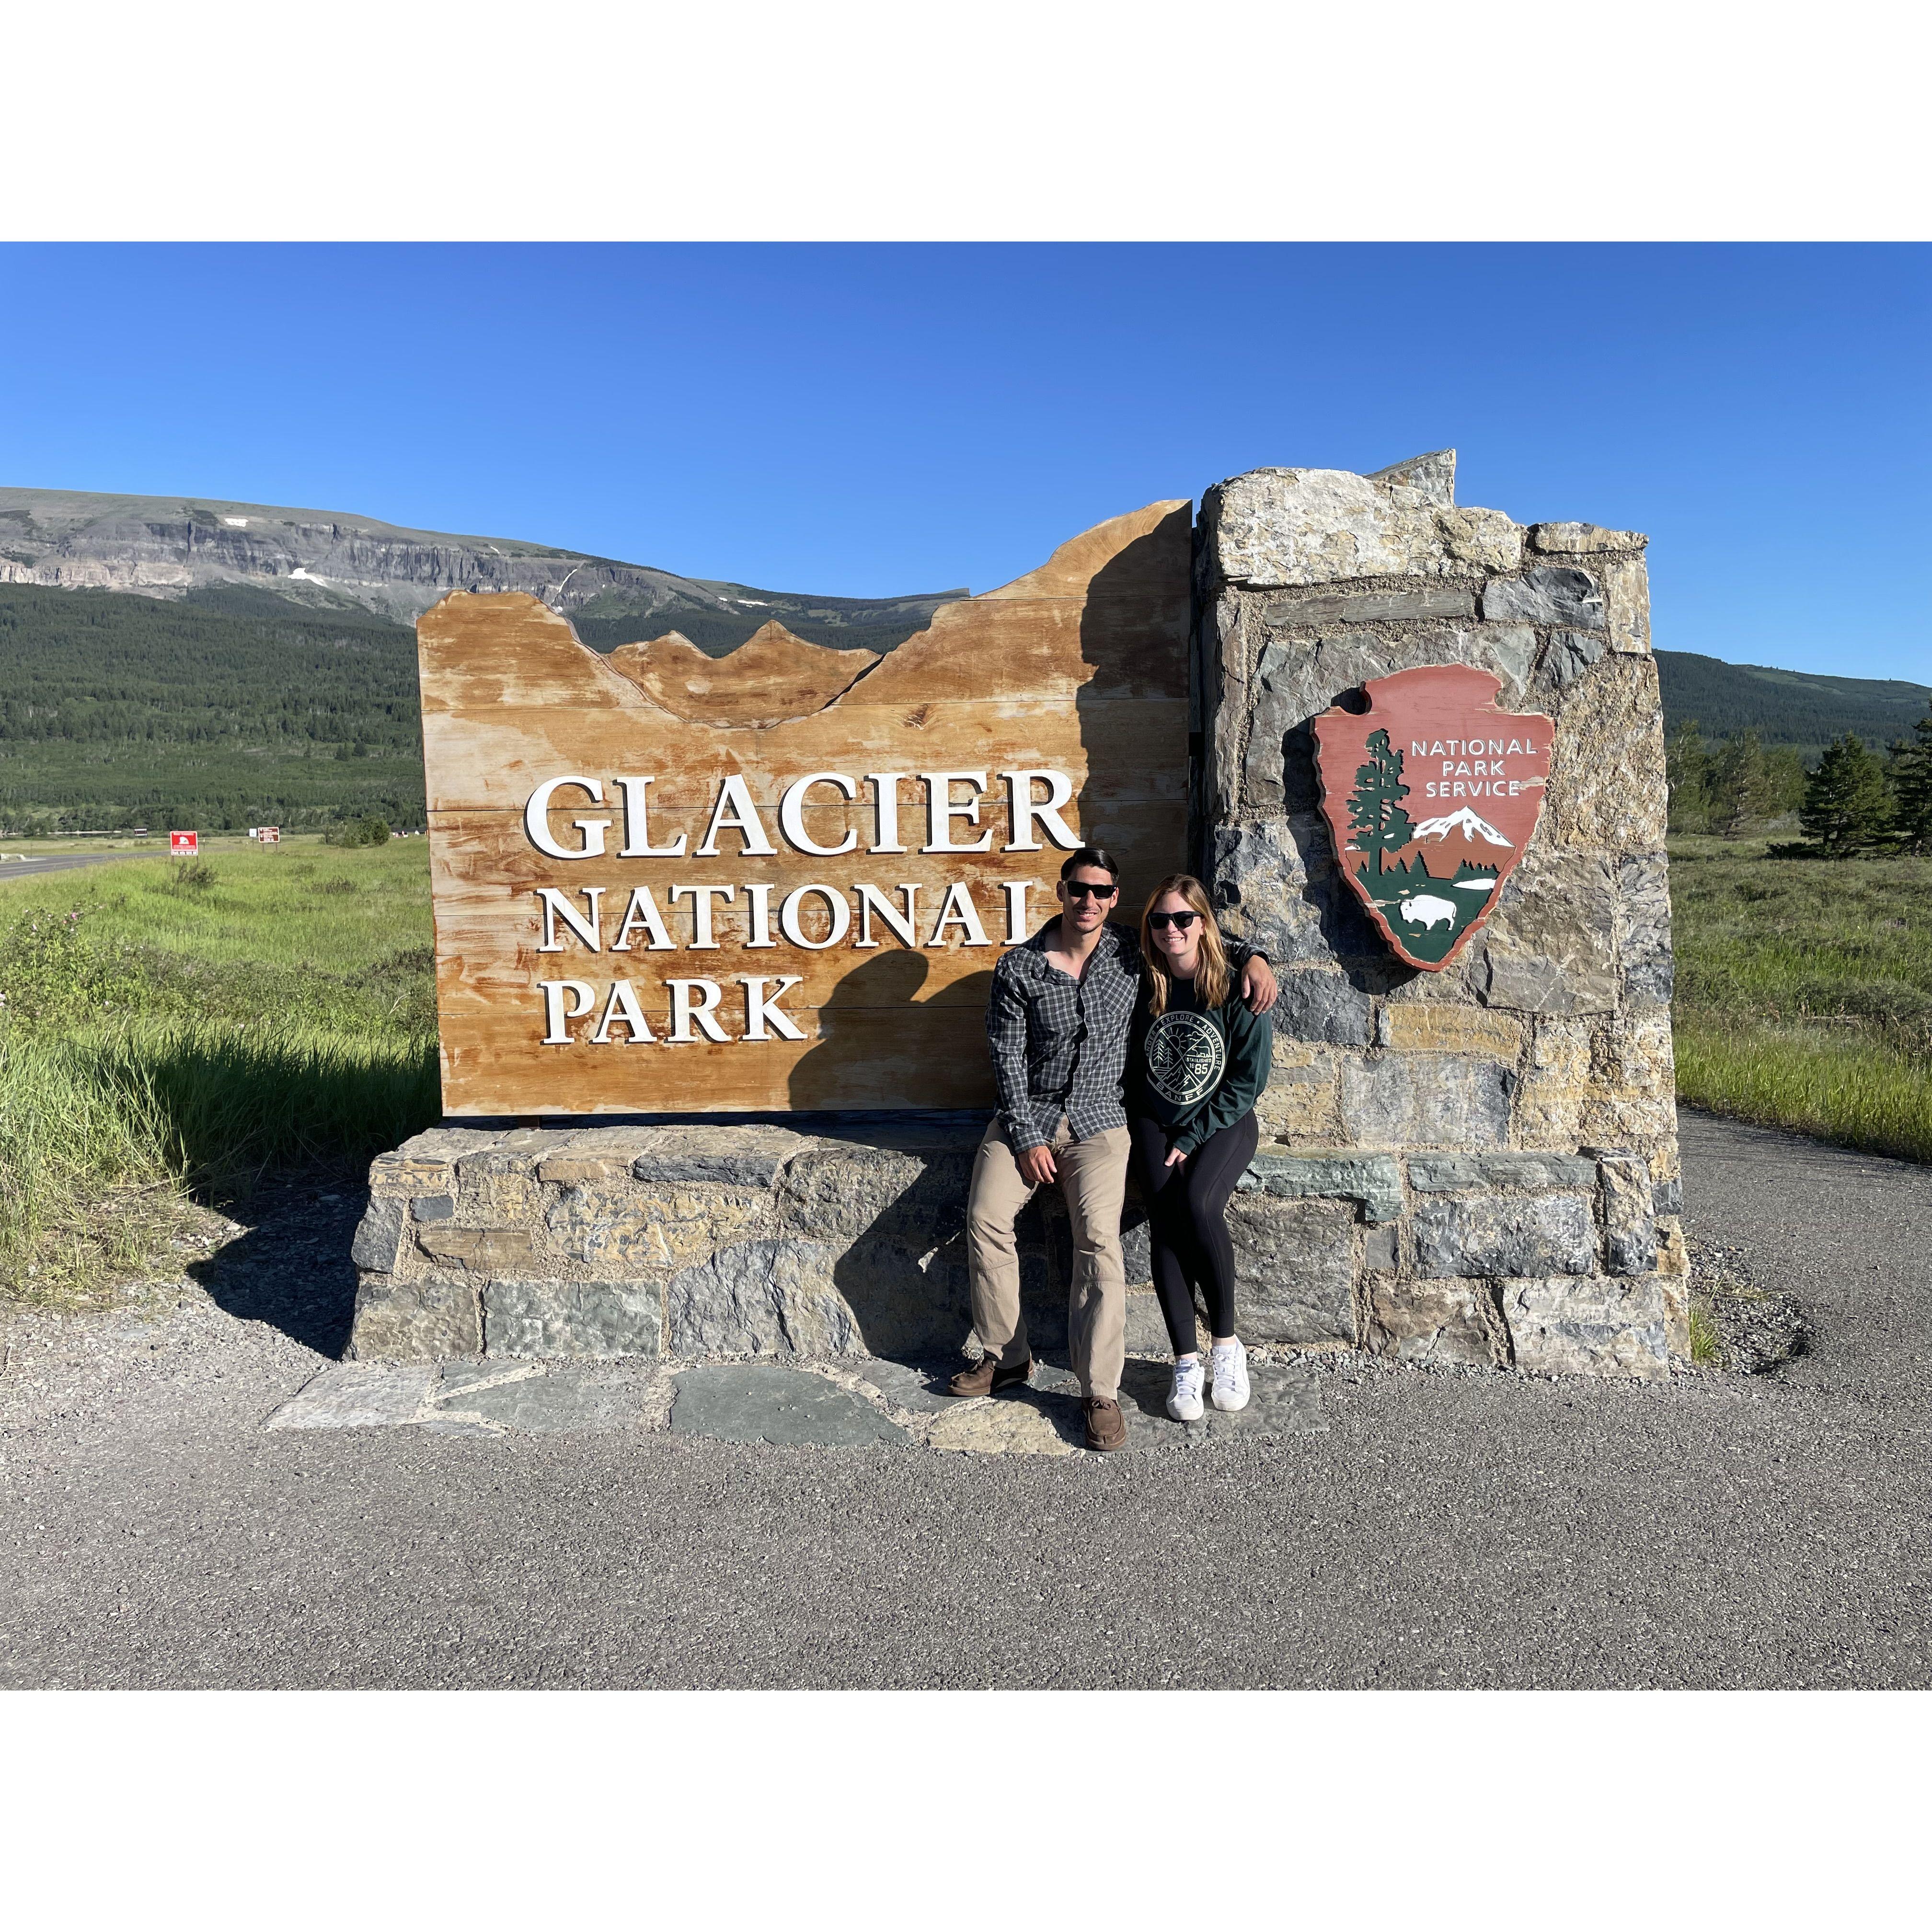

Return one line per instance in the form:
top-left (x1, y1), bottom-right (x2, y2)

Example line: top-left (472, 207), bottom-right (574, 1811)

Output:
top-left (2, 1109), bottom-right (1928, 1689)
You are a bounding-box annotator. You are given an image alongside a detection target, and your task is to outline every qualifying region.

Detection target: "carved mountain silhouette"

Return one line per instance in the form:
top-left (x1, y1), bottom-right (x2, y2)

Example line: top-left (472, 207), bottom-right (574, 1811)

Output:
top-left (603, 622), bottom-right (880, 727)
top-left (1412, 806), bottom-right (1512, 847)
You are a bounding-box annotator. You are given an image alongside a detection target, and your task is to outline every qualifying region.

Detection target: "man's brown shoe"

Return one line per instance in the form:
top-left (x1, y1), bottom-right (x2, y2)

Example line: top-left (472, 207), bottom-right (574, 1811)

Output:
top-left (1082, 1396), bottom-right (1127, 1452)
top-left (947, 1354), bottom-right (1034, 1397)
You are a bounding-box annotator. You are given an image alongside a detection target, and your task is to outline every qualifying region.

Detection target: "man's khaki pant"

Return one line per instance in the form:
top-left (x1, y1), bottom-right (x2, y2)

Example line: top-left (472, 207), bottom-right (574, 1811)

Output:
top-left (966, 1115), bottom-right (1131, 1402)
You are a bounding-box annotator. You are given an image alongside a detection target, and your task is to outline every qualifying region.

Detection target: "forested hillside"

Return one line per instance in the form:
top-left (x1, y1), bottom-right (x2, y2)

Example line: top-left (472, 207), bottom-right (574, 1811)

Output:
top-left (1654, 651), bottom-right (1930, 759)
top-left (0, 586), bottom-right (423, 832)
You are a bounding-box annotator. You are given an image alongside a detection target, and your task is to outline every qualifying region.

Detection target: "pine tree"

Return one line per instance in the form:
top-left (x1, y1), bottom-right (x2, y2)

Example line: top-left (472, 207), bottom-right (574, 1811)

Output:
top-left (1800, 735), bottom-right (1893, 856)
top-left (1889, 707), bottom-right (1932, 854)
top-left (1346, 729), bottom-right (1415, 871)
top-left (1711, 729), bottom-right (1775, 836)
top-left (1665, 717), bottom-right (1713, 832)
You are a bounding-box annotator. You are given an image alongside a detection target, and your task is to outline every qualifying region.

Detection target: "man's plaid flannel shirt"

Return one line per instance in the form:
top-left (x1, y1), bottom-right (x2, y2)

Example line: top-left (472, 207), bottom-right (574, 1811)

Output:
top-left (985, 920), bottom-right (1260, 1151)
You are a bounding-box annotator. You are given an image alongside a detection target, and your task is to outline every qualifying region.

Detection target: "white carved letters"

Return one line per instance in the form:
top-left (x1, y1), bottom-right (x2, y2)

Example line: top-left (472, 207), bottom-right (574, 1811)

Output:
top-left (523, 767), bottom-right (1079, 1043)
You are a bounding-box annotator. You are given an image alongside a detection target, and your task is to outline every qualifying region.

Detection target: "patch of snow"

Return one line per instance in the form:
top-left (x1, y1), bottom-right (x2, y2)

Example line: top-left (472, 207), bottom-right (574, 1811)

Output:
top-left (222, 516), bottom-right (249, 527)
top-left (289, 567), bottom-right (328, 583)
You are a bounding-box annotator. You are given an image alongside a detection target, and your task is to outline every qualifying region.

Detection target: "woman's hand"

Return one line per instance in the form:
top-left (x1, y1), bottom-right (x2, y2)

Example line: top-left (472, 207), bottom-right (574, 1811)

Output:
top-left (1165, 1147), bottom-right (1187, 1168)
top-left (1240, 954), bottom-right (1278, 1014)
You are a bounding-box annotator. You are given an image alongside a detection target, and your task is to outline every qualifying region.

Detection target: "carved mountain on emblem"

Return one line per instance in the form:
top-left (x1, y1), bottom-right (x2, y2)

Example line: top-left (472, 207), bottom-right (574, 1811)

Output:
top-left (1412, 806), bottom-right (1512, 848)
top-left (602, 621), bottom-right (881, 727)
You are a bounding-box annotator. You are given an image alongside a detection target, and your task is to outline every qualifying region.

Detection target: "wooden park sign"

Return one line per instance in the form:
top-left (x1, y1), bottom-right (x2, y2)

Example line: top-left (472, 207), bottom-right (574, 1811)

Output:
top-left (1311, 664), bottom-right (1551, 970)
top-left (419, 502), bottom-right (1191, 1114)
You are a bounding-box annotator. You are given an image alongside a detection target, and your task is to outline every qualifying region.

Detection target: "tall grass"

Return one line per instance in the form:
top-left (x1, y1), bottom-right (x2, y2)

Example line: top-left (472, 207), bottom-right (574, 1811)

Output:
top-left (1670, 838), bottom-right (1932, 1163)
top-left (0, 839), bottom-right (440, 1300)
top-left (1675, 1012), bottom-right (1932, 1164)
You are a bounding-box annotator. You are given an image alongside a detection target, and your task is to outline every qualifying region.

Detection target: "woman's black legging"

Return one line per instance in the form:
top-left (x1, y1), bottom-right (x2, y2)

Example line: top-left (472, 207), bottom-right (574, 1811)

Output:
top-left (1129, 1110), bottom-right (1258, 1354)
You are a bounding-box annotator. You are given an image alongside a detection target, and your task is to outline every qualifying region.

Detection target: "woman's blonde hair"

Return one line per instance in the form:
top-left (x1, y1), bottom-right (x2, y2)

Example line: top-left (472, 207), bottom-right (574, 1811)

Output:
top-left (1139, 874), bottom-right (1230, 1016)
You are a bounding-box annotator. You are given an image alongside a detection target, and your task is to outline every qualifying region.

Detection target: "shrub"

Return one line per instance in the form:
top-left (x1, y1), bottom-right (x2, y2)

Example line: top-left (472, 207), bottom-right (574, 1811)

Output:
top-left (324, 815), bottom-right (392, 849)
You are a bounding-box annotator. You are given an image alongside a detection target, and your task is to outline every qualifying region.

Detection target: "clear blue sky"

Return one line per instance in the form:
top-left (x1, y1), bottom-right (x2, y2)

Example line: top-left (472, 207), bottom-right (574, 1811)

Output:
top-left (1, 243), bottom-right (1924, 680)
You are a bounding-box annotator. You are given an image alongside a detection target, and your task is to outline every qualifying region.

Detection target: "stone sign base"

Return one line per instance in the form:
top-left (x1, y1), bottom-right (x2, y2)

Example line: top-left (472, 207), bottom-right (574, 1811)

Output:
top-left (349, 1118), bottom-right (1685, 1379)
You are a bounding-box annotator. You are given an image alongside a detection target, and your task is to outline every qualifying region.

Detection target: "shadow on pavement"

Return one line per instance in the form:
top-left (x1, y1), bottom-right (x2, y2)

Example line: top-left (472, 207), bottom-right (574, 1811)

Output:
top-left (186, 1178), bottom-right (366, 1360)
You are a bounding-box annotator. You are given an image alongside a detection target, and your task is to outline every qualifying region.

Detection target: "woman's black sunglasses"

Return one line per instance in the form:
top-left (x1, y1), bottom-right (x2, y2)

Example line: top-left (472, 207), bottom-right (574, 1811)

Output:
top-left (1148, 910), bottom-right (1200, 931)
top-left (1063, 881), bottom-right (1117, 900)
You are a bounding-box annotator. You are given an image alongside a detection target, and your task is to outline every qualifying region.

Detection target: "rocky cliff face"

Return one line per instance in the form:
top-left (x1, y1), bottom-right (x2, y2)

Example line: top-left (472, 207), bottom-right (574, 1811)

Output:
top-left (0, 487), bottom-right (962, 650)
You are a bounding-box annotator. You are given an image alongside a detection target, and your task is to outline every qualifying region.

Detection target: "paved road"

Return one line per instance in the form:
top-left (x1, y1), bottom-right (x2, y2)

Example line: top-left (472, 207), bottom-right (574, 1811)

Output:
top-left (0, 849), bottom-right (157, 882)
top-left (1, 1110), bottom-right (1927, 1688)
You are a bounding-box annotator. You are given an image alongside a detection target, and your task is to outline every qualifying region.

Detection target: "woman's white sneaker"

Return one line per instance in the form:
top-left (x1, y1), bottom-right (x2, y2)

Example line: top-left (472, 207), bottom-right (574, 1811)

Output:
top-left (1167, 1357), bottom-right (1206, 1422)
top-left (1210, 1340), bottom-right (1250, 1412)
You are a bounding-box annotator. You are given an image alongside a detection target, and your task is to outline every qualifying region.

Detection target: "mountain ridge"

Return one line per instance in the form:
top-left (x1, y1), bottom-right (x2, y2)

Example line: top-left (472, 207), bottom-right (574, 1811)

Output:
top-left (0, 485), bottom-right (966, 658)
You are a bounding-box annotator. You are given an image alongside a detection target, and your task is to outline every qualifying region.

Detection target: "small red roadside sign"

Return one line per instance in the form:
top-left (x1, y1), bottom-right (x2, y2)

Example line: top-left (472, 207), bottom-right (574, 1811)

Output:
top-left (259, 827), bottom-right (280, 844)
top-left (171, 831), bottom-right (199, 856)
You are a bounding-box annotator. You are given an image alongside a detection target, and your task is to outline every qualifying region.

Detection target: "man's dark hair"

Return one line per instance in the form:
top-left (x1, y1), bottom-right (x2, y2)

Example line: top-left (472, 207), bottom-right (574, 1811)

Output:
top-left (1060, 846), bottom-right (1121, 882)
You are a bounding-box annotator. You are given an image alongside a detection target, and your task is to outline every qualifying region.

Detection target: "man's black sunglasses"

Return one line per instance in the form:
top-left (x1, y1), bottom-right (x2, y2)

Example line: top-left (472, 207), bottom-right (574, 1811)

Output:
top-left (1063, 881), bottom-right (1117, 900)
top-left (1148, 910), bottom-right (1199, 931)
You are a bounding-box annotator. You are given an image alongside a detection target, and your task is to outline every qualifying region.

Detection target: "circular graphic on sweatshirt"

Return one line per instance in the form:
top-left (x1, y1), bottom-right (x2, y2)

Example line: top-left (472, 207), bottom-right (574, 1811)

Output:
top-left (1144, 1009), bottom-right (1225, 1106)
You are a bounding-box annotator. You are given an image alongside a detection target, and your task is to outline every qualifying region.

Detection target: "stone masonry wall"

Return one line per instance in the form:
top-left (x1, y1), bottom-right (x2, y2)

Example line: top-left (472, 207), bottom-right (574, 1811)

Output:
top-left (1194, 453), bottom-right (1681, 1376)
top-left (350, 1118), bottom-right (1177, 1364)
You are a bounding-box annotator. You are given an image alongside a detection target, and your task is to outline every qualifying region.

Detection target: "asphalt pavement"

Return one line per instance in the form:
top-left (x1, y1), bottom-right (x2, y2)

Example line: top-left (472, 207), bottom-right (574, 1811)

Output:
top-left (1, 1109), bottom-right (1927, 1688)
top-left (0, 849), bottom-right (158, 881)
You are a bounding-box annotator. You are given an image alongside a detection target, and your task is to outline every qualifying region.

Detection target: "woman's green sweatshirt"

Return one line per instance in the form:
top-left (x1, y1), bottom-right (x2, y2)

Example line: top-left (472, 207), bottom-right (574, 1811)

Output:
top-left (1126, 972), bottom-right (1272, 1156)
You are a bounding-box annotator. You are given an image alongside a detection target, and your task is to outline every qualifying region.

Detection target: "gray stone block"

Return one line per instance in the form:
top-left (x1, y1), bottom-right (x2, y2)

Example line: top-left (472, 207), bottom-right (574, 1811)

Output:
top-left (1598, 1155), bottom-right (1658, 1276)
top-left (411, 1194), bottom-right (455, 1223)
top-left (1262, 586), bottom-right (1476, 628)
top-left (1654, 1177), bottom-right (1683, 1217)
top-left (543, 1185), bottom-right (675, 1273)
top-left (1340, 1054), bottom-right (1515, 1147)
top-left (1227, 1194), bottom-right (1357, 1345)
top-left (1211, 818), bottom-right (1375, 965)
top-left (1617, 853), bottom-right (1674, 1008)
top-left (1479, 851), bottom-right (1620, 1016)
top-left (1481, 624), bottom-right (1538, 694)
top-left (429, 1361), bottom-right (660, 1430)
top-left (350, 1274), bottom-right (482, 1360)
top-left (1363, 1224), bottom-right (1399, 1272)
top-left (456, 1130), bottom-right (575, 1178)
top-left (1368, 1278), bottom-right (1502, 1368)
top-left (1481, 567), bottom-right (1606, 629)
top-left (824, 1237), bottom-right (973, 1358)
top-left (483, 1278), bottom-right (663, 1357)
top-left (778, 1145), bottom-right (972, 1244)
top-left (1124, 1287), bottom-right (1176, 1355)
top-left (1407, 1152), bottom-right (1598, 1192)
top-left (266, 1363), bottom-right (436, 1429)
top-left (1242, 1150), bottom-right (1404, 1224)
top-left (632, 1125), bottom-right (810, 1189)
top-left (1366, 449), bottom-right (1457, 506)
top-left (669, 1363), bottom-right (908, 1447)
top-left (1412, 1194), bottom-right (1595, 1277)
top-left (350, 1197), bottom-right (405, 1272)
top-left (1529, 522), bottom-right (1644, 555)
top-left (1502, 1276), bottom-right (1669, 1380)
top-left (1539, 628), bottom-right (1605, 692)
top-left (666, 1239), bottom-right (860, 1356)
top-left (1270, 970), bottom-right (1375, 1047)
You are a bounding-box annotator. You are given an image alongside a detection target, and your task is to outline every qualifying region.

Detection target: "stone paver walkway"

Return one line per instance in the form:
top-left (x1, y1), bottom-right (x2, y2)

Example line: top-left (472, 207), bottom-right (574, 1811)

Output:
top-left (266, 1351), bottom-right (1324, 1456)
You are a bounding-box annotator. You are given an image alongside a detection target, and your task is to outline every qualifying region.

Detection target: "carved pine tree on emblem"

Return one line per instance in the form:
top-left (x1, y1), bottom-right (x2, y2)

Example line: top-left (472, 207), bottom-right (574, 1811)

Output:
top-left (1347, 729), bottom-right (1415, 871)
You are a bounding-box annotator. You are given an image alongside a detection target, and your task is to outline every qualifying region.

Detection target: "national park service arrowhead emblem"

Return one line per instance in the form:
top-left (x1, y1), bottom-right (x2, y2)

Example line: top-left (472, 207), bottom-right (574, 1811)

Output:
top-left (1312, 664), bottom-right (1551, 971)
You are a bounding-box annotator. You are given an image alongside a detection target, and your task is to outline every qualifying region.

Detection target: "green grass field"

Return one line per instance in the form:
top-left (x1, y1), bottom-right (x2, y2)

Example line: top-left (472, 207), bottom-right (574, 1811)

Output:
top-left (1669, 836), bottom-right (1932, 1163)
top-left (0, 838), bottom-right (438, 1301)
top-left (2, 828), bottom-right (1928, 1308)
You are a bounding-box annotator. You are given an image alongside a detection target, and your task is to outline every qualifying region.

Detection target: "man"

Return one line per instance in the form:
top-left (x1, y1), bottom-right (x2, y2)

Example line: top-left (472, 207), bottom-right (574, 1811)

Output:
top-left (948, 846), bottom-right (1278, 1450)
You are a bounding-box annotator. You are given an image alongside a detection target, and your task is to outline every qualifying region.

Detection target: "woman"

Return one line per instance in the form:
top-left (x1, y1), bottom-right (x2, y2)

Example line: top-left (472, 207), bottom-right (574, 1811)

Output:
top-left (1127, 875), bottom-right (1273, 1421)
